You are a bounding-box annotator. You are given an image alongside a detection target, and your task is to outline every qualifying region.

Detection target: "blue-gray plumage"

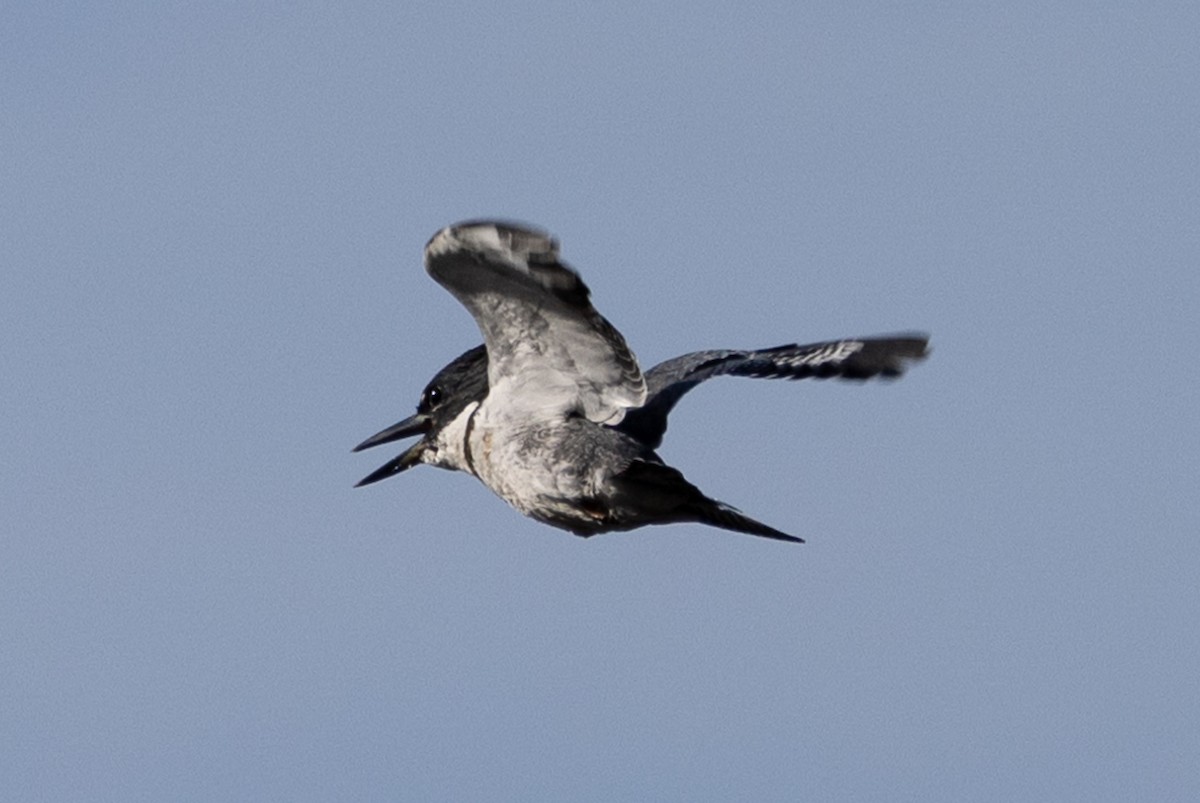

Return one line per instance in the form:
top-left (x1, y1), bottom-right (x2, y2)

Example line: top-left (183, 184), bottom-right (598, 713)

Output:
top-left (355, 221), bottom-right (929, 543)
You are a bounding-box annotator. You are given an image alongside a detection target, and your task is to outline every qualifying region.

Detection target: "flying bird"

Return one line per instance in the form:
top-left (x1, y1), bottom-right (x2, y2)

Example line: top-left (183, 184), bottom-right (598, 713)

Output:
top-left (355, 221), bottom-right (928, 542)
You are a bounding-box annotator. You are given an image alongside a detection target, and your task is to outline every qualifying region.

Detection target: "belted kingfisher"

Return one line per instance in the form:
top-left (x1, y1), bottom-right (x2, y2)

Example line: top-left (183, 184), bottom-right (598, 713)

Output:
top-left (355, 221), bottom-right (928, 543)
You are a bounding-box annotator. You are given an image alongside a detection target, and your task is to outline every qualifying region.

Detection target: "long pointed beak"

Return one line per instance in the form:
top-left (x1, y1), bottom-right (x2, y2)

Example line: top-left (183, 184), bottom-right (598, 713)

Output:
top-left (352, 413), bottom-right (431, 452)
top-left (353, 413), bottom-right (433, 487)
top-left (355, 441), bottom-right (427, 487)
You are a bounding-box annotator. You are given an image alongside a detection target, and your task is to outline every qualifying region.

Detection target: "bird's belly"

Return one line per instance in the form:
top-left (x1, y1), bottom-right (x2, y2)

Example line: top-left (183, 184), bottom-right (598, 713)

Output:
top-left (469, 422), bottom-right (604, 528)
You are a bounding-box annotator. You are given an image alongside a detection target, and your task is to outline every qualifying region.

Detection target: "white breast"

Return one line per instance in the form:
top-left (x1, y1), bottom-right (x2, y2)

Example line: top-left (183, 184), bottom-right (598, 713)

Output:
top-left (421, 401), bottom-right (479, 474)
top-left (467, 398), bottom-right (589, 519)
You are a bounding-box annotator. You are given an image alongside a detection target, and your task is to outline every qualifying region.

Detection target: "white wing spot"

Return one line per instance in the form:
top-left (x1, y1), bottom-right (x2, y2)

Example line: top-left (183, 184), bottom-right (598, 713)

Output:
top-left (783, 340), bottom-right (864, 367)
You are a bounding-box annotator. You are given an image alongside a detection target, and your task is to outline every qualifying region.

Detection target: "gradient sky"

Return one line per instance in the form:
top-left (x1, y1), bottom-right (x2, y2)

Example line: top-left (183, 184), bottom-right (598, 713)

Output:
top-left (4, 3), bottom-right (1198, 800)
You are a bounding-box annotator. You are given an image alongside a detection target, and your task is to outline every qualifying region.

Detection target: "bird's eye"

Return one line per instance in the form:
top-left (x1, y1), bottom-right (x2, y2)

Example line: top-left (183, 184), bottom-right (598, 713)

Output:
top-left (420, 384), bottom-right (443, 413)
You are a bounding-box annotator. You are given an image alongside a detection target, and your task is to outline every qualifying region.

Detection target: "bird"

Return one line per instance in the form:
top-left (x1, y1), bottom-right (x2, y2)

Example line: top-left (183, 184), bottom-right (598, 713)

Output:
top-left (355, 220), bottom-right (928, 543)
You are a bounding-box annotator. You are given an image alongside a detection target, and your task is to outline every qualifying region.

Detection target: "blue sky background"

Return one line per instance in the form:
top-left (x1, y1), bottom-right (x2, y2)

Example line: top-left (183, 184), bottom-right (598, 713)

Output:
top-left (4, 3), bottom-right (1198, 800)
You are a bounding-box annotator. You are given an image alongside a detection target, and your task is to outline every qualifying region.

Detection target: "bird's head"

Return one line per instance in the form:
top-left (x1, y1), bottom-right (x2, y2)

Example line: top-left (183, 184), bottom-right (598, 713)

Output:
top-left (353, 344), bottom-right (489, 486)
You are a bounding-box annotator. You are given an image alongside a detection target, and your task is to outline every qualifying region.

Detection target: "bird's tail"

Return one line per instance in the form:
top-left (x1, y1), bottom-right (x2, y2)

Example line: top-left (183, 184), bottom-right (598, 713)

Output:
top-left (616, 459), bottom-right (803, 543)
top-left (691, 499), bottom-right (804, 544)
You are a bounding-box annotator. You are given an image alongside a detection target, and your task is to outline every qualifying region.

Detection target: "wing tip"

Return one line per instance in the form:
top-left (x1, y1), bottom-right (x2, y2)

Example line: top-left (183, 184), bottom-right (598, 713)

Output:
top-left (425, 219), bottom-right (558, 261)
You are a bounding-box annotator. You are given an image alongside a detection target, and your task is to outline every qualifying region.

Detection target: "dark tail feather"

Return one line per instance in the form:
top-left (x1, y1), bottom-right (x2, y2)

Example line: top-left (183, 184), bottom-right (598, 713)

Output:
top-left (692, 499), bottom-right (804, 544)
top-left (615, 459), bottom-right (803, 543)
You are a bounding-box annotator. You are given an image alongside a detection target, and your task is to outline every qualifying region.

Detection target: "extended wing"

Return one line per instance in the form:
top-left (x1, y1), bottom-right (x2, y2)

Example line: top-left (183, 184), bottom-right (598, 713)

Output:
top-left (617, 335), bottom-right (929, 448)
top-left (424, 221), bottom-right (645, 424)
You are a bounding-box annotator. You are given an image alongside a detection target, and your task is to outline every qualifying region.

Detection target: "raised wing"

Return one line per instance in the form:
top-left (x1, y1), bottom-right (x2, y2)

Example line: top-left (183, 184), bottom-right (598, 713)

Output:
top-left (618, 335), bottom-right (929, 448)
top-left (424, 221), bottom-right (645, 424)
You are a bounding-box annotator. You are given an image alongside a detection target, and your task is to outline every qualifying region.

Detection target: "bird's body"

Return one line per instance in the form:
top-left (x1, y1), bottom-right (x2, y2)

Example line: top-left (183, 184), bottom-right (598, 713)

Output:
top-left (467, 413), bottom-right (644, 534)
top-left (355, 220), bottom-right (929, 543)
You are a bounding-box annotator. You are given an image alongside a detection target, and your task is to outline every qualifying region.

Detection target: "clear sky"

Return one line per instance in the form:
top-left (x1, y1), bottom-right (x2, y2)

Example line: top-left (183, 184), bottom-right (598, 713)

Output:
top-left (4, 3), bottom-right (1198, 800)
